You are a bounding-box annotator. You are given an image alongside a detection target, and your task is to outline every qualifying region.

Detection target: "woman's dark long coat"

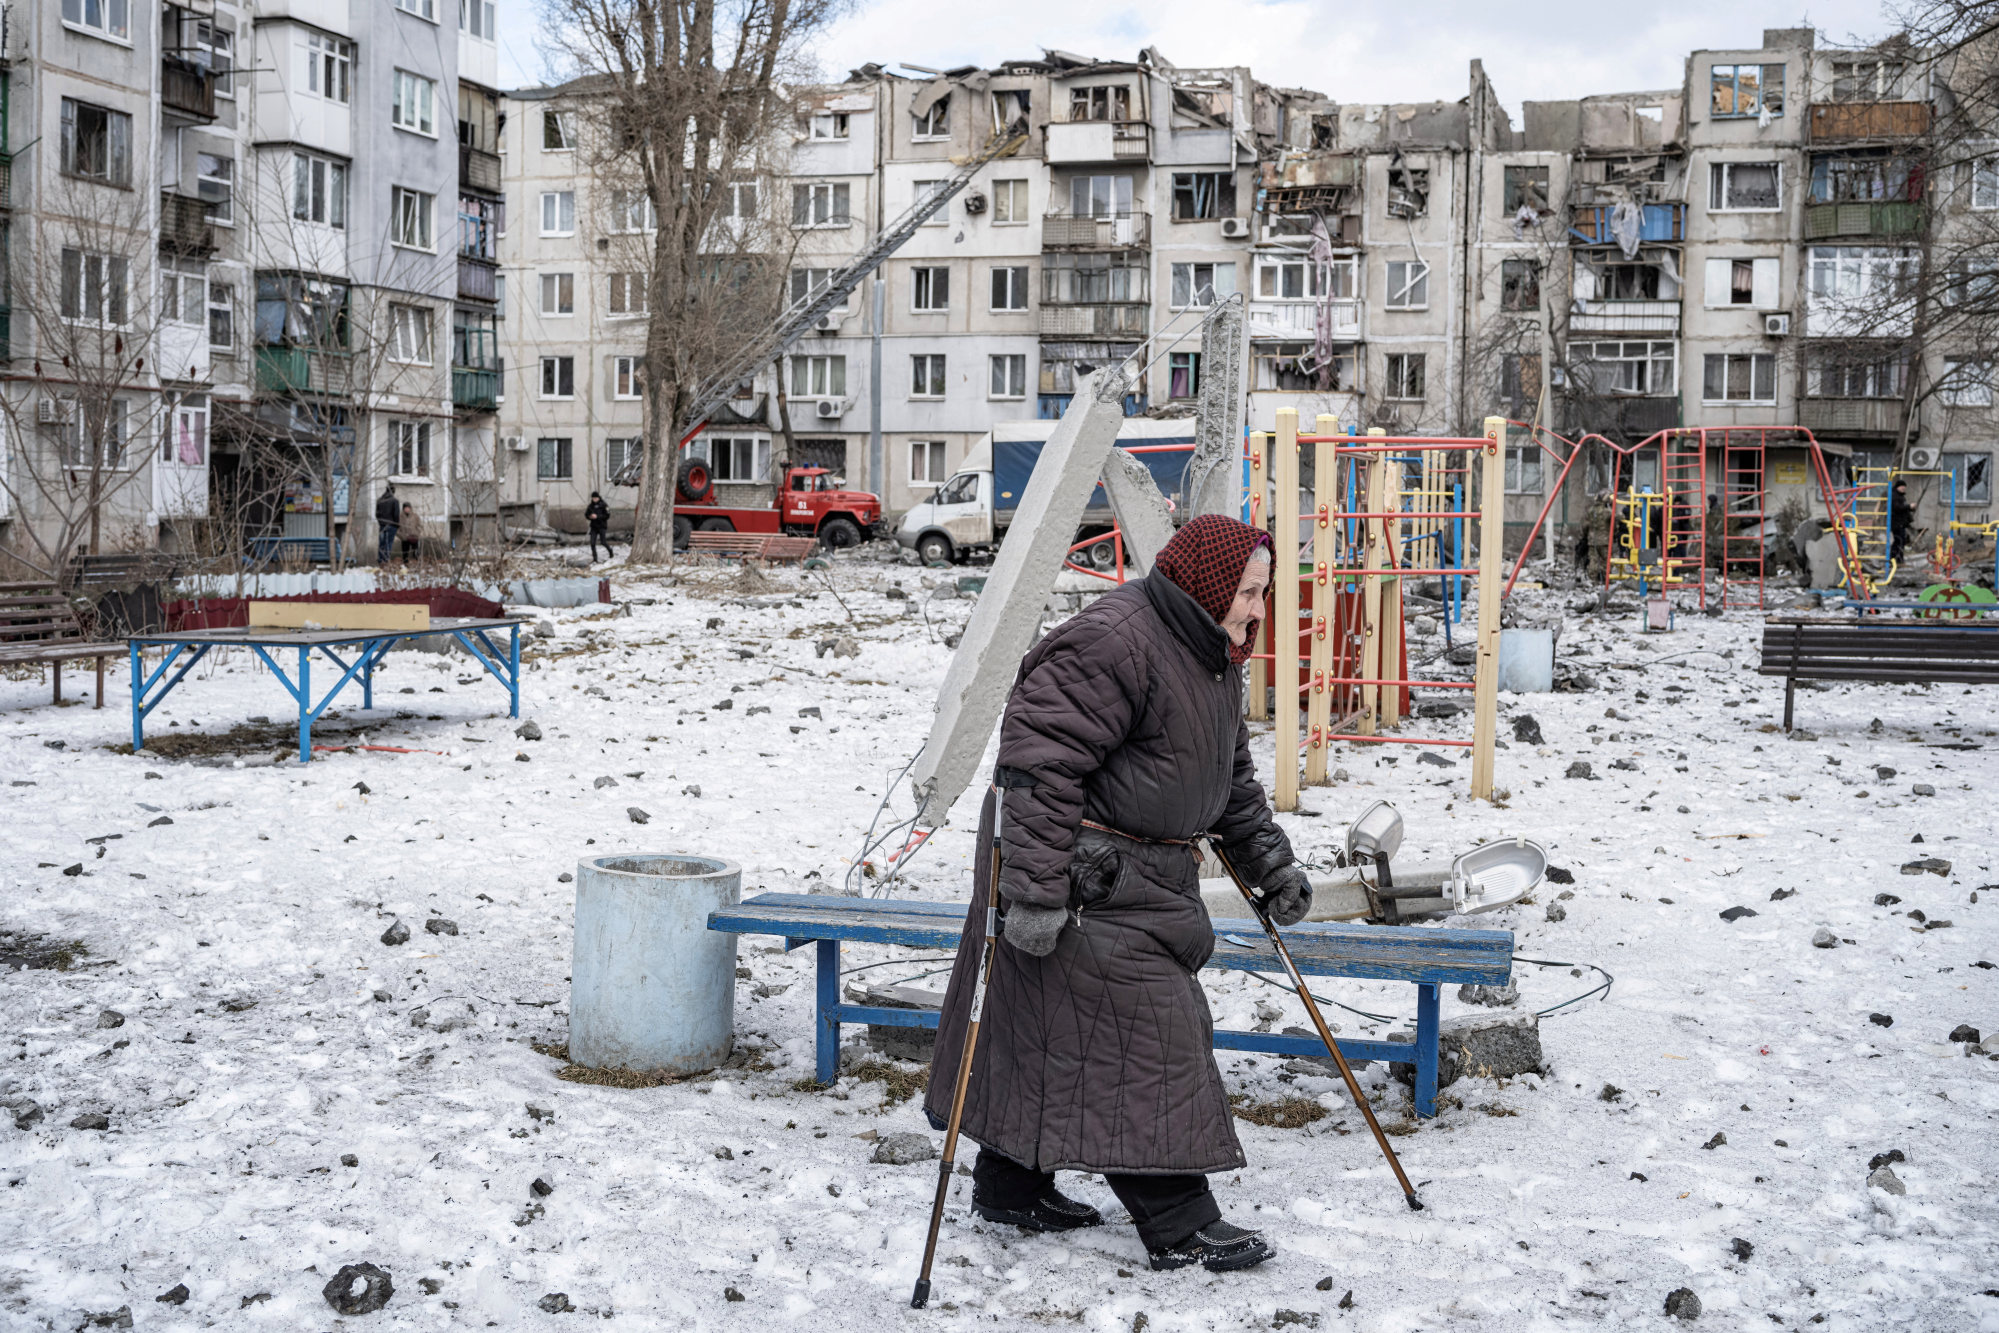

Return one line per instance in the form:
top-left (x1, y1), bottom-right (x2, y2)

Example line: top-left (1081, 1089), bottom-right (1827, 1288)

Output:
top-left (923, 575), bottom-right (1295, 1174)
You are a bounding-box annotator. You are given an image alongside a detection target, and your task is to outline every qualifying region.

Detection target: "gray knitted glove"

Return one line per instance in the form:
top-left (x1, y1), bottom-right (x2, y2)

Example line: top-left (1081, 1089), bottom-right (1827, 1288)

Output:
top-left (1001, 902), bottom-right (1067, 957)
top-left (1258, 864), bottom-right (1313, 927)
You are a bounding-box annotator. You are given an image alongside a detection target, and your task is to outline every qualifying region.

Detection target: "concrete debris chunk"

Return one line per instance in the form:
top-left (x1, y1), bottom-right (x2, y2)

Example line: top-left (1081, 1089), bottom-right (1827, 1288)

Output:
top-left (1867, 1166), bottom-right (1906, 1195)
top-left (871, 1132), bottom-right (938, 1165)
top-left (1811, 928), bottom-right (1837, 949)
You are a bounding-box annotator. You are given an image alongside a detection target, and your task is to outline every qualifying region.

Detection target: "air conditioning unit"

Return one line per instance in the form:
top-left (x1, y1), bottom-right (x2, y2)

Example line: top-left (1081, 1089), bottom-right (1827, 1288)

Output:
top-left (1907, 445), bottom-right (1941, 471)
top-left (962, 191), bottom-right (988, 215)
top-left (1764, 313), bottom-right (1791, 337)
top-left (504, 434), bottom-right (529, 453)
top-left (815, 399), bottom-right (844, 419)
top-left (814, 314), bottom-right (839, 333)
top-left (1219, 217), bottom-right (1250, 239)
top-left (37, 398), bottom-right (74, 424)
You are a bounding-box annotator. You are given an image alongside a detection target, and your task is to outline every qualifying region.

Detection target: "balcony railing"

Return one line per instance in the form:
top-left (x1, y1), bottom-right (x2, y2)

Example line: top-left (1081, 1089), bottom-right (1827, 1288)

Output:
top-left (0, 154), bottom-right (12, 210)
top-left (452, 366), bottom-right (499, 412)
top-left (159, 192), bottom-right (215, 256)
top-left (1799, 397), bottom-right (1909, 436)
top-left (256, 346), bottom-right (352, 397)
top-left (1804, 201), bottom-right (1924, 239)
top-left (1247, 299), bottom-right (1361, 341)
top-left (1041, 209), bottom-right (1150, 249)
top-left (459, 144), bottom-right (501, 194)
top-left (1559, 395), bottom-right (1680, 441)
top-left (1570, 202), bottom-right (1685, 246)
top-left (456, 256), bottom-right (498, 303)
top-left (1809, 102), bottom-right (1931, 141)
top-left (1569, 299), bottom-right (1681, 335)
top-left (161, 56), bottom-right (216, 121)
top-left (1039, 304), bottom-right (1149, 338)
top-left (1045, 119), bottom-right (1151, 164)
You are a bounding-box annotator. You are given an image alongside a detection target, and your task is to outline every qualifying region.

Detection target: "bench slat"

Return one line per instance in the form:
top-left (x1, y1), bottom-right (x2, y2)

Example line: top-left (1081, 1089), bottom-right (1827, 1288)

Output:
top-left (711, 893), bottom-right (1514, 986)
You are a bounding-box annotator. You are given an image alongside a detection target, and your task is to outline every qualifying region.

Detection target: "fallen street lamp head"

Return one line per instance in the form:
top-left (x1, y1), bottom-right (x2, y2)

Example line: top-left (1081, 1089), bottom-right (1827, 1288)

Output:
top-left (1344, 800), bottom-right (1405, 865)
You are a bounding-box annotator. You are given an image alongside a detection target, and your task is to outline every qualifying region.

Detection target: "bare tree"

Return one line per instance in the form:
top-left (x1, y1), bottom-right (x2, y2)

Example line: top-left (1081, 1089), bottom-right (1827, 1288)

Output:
top-left (540, 0), bottom-right (843, 562)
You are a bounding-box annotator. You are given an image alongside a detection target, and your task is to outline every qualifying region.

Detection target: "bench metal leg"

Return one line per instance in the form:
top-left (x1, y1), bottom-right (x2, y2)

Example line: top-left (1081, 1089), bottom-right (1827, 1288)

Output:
top-left (95, 656), bottom-right (104, 709)
top-left (51, 659), bottom-right (60, 705)
top-left (1783, 673), bottom-right (1795, 732)
top-left (816, 938), bottom-right (841, 1085)
top-left (1414, 983), bottom-right (1441, 1118)
top-left (298, 647), bottom-right (312, 763)
top-left (129, 642), bottom-right (142, 751)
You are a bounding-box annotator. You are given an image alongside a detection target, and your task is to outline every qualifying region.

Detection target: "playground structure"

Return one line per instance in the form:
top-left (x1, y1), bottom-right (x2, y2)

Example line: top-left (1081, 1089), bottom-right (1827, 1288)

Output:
top-left (1245, 410), bottom-right (1504, 811)
top-left (1497, 422), bottom-right (1917, 607)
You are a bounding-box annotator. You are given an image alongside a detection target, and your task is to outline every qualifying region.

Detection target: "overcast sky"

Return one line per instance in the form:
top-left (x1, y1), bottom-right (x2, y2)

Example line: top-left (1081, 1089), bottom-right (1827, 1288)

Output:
top-left (497, 0), bottom-right (1901, 116)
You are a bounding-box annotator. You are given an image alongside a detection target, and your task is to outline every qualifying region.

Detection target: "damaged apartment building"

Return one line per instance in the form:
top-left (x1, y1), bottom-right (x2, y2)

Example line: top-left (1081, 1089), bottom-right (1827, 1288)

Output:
top-left (496, 28), bottom-right (1992, 555)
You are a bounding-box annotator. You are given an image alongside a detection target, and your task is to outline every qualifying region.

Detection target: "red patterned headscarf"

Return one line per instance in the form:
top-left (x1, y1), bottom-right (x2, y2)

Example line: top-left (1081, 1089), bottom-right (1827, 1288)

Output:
top-left (1152, 515), bottom-right (1274, 665)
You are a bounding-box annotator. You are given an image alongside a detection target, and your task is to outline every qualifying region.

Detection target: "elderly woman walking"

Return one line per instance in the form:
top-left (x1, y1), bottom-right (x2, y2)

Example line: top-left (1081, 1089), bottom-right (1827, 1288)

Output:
top-left (924, 514), bottom-right (1312, 1274)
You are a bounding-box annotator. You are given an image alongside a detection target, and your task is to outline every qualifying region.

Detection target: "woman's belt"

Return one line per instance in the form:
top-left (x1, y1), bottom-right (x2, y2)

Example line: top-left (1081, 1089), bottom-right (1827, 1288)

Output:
top-left (1079, 818), bottom-right (1198, 849)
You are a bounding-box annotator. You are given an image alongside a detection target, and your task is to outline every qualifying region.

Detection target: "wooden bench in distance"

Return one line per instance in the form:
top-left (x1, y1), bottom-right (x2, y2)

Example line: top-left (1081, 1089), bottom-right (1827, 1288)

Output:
top-left (686, 532), bottom-right (819, 563)
top-left (0, 582), bottom-right (126, 708)
top-left (708, 892), bottom-right (1514, 1118)
top-left (1758, 613), bottom-right (1999, 730)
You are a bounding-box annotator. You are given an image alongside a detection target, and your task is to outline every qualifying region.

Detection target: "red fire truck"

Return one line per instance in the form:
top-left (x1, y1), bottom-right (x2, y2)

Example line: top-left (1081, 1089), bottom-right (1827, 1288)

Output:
top-left (670, 460), bottom-right (882, 551)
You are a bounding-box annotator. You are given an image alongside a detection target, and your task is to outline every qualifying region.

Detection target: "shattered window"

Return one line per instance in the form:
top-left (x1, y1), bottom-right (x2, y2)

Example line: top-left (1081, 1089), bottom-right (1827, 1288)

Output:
top-left (1945, 451), bottom-right (1993, 503)
top-left (1384, 260), bottom-right (1429, 310)
top-left (1386, 166), bottom-right (1429, 218)
top-left (1806, 350), bottom-right (1905, 398)
top-left (1068, 85), bottom-right (1131, 122)
top-left (1384, 352), bottom-right (1425, 399)
top-left (1710, 161), bottom-right (1781, 211)
top-left (1711, 63), bottom-right (1785, 119)
top-left (1701, 353), bottom-right (1776, 403)
top-left (1596, 264), bottom-right (1661, 301)
top-left (1809, 153), bottom-right (1918, 203)
top-left (1168, 351), bottom-right (1201, 399)
top-left (913, 94), bottom-right (950, 140)
top-left (1830, 60), bottom-right (1907, 101)
top-left (1171, 172), bottom-right (1236, 221)
top-left (1500, 259), bottom-right (1540, 311)
top-left (1571, 341), bottom-right (1675, 395)
top-left (991, 90), bottom-right (1031, 133)
top-left (1169, 262), bottom-right (1234, 308)
top-left (1502, 166), bottom-right (1549, 213)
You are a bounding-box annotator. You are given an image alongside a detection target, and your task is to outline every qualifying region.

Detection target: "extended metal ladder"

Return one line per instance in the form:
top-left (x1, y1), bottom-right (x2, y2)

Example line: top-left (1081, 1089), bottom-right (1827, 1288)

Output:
top-left (1720, 433), bottom-right (1767, 609)
top-left (1661, 431), bottom-right (1709, 608)
top-left (612, 120), bottom-right (1031, 486)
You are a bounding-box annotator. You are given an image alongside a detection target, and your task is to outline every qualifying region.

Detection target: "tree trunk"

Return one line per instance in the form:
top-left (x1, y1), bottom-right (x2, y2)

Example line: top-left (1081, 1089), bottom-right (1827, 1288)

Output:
top-left (628, 374), bottom-right (679, 564)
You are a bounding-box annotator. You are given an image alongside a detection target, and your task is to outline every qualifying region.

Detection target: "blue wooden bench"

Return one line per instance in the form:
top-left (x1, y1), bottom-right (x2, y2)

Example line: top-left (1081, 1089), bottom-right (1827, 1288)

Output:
top-left (707, 893), bottom-right (1514, 1118)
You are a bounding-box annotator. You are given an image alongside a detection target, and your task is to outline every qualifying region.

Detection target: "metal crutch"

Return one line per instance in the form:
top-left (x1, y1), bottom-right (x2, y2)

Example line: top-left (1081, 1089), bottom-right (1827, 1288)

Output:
top-left (1212, 844), bottom-right (1425, 1211)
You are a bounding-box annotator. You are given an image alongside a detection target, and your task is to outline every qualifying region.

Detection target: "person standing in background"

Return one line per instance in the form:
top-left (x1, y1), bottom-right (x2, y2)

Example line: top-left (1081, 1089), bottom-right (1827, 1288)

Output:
top-left (399, 502), bottom-right (423, 564)
top-left (585, 492), bottom-right (614, 562)
top-left (374, 485), bottom-right (399, 565)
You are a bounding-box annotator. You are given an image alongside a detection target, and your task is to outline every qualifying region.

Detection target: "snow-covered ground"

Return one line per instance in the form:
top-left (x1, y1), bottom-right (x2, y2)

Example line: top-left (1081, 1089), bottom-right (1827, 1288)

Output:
top-left (1, 558), bottom-right (1994, 1332)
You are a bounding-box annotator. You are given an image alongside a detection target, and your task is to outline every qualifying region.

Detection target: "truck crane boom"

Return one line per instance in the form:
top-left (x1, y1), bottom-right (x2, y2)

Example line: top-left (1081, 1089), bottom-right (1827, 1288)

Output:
top-left (612, 119), bottom-right (1030, 486)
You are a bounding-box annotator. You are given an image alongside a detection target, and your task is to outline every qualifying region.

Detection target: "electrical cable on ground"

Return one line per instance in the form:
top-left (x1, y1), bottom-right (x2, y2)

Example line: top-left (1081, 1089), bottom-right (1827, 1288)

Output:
top-left (1238, 953), bottom-right (1615, 1027)
top-left (846, 748), bottom-right (931, 898)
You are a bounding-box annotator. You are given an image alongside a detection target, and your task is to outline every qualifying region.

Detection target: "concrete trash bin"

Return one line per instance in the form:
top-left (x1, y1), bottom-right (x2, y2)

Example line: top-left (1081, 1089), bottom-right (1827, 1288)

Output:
top-left (569, 854), bottom-right (741, 1074)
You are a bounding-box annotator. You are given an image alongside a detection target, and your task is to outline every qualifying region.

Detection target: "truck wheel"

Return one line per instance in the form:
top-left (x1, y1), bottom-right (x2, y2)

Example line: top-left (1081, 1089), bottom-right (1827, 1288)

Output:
top-left (818, 516), bottom-right (863, 550)
top-left (698, 517), bottom-right (734, 533)
top-left (677, 460), bottom-right (714, 504)
top-left (916, 533), bottom-right (954, 566)
top-left (673, 515), bottom-right (693, 550)
top-left (1088, 538), bottom-right (1118, 571)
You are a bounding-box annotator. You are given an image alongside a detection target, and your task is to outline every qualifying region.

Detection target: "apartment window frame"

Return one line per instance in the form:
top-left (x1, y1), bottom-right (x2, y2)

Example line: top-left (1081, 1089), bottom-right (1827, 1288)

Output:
top-left (1170, 261), bottom-right (1235, 310)
top-left (1944, 451), bottom-right (1993, 504)
top-left (910, 440), bottom-right (947, 485)
top-left (1171, 171), bottom-right (1237, 222)
top-left (292, 154), bottom-right (348, 228)
top-left (911, 265), bottom-right (950, 313)
top-left (1384, 260), bottom-right (1430, 311)
top-left (1168, 351), bottom-right (1202, 400)
top-left (1068, 84), bottom-right (1131, 122)
top-left (161, 264), bottom-right (205, 327)
top-left (912, 94), bottom-right (950, 141)
top-left (208, 279), bottom-right (234, 350)
top-left (913, 179), bottom-right (949, 226)
top-left (161, 391), bottom-right (208, 467)
top-left (459, 0), bottom-right (497, 39)
top-left (1502, 165), bottom-right (1550, 213)
top-left (305, 33), bottom-right (353, 104)
top-left (1569, 339), bottom-right (1677, 396)
top-left (60, 248), bottom-right (130, 326)
top-left (606, 436), bottom-right (642, 477)
top-left (613, 355), bottom-right (643, 400)
top-left (1505, 446), bottom-right (1545, 494)
top-left (539, 355), bottom-right (576, 400)
top-left (1711, 62), bottom-right (1785, 120)
top-left (391, 70), bottom-right (438, 137)
top-left (724, 180), bottom-right (759, 219)
top-left (394, 0), bottom-right (438, 22)
top-left (607, 272), bottom-right (648, 318)
top-left (809, 112), bottom-right (850, 140)
top-left (540, 191), bottom-right (577, 237)
top-left (1500, 258), bottom-right (1541, 311)
top-left (536, 436), bottom-right (573, 481)
top-left (1808, 245), bottom-right (1919, 304)
top-left (788, 267), bottom-right (842, 311)
top-left (392, 420), bottom-right (434, 481)
top-left (388, 302), bottom-right (433, 365)
top-left (1703, 256), bottom-right (1782, 308)
top-left (1806, 349), bottom-right (1907, 400)
top-left (1941, 356), bottom-right (1995, 408)
top-left (1972, 157), bottom-right (1999, 211)
top-left (390, 187), bottom-right (435, 251)
top-left (1384, 352), bottom-right (1427, 401)
top-left (910, 353), bottom-right (947, 399)
top-left (196, 151), bottom-right (234, 224)
top-left (542, 110), bottom-right (576, 152)
top-left (706, 436), bottom-right (770, 483)
top-left (193, 22), bottom-right (234, 99)
top-left (992, 178), bottom-right (1029, 224)
top-left (1709, 160), bottom-right (1783, 212)
top-left (989, 265), bottom-right (1029, 312)
top-left (791, 182), bottom-right (851, 228)
top-left (609, 190), bottom-right (656, 234)
top-left (60, 0), bottom-right (129, 41)
top-left (788, 354), bottom-right (846, 399)
top-left (54, 398), bottom-right (133, 471)
top-left (1257, 257), bottom-right (1350, 301)
top-left (1701, 352), bottom-right (1778, 404)
top-left (988, 353), bottom-right (1026, 400)
top-left (59, 99), bottom-right (132, 188)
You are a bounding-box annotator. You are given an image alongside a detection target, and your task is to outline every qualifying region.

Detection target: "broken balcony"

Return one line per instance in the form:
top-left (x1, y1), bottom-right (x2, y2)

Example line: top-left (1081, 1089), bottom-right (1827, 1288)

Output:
top-left (1039, 304), bottom-right (1149, 338)
top-left (1247, 300), bottom-right (1360, 341)
top-left (1568, 299), bottom-right (1680, 336)
top-left (1042, 208), bottom-right (1150, 249)
top-left (1808, 102), bottom-right (1931, 141)
top-left (1570, 202), bottom-right (1684, 247)
top-left (1045, 119), bottom-right (1151, 164)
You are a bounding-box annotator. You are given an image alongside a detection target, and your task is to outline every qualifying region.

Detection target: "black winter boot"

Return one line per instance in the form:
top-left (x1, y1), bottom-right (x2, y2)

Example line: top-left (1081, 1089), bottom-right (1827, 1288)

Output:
top-left (1146, 1220), bottom-right (1274, 1272)
top-left (970, 1187), bottom-right (1104, 1233)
